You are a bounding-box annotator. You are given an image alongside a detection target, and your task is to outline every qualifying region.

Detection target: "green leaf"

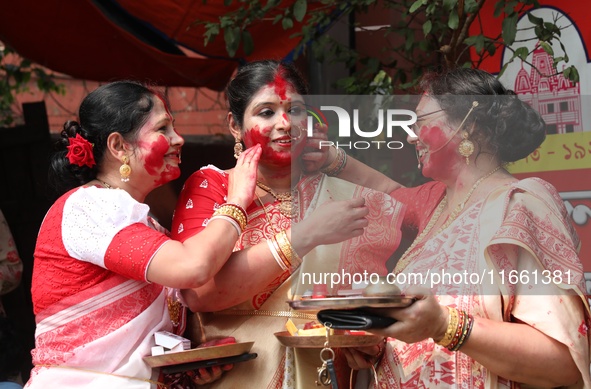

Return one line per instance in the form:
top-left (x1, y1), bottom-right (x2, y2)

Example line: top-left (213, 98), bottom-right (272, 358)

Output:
top-left (224, 0), bottom-right (232, 5)
top-left (442, 0), bottom-right (457, 12)
top-left (563, 66), bottom-right (571, 80)
top-left (569, 66), bottom-right (580, 83)
top-left (224, 26), bottom-right (241, 57)
top-left (544, 22), bottom-right (560, 36)
top-left (464, 0), bottom-right (479, 13)
top-left (527, 12), bottom-right (543, 26)
top-left (282, 17), bottom-right (294, 29)
top-left (515, 47), bottom-right (529, 61)
top-left (502, 14), bottom-right (518, 46)
top-left (242, 31), bottom-right (254, 56)
top-left (539, 41), bottom-right (553, 56)
top-left (273, 14), bottom-right (282, 25)
top-left (293, 0), bottom-right (307, 22)
top-left (423, 20), bottom-right (432, 36)
top-left (487, 42), bottom-right (497, 56)
top-left (409, 0), bottom-right (423, 13)
top-left (448, 11), bottom-right (459, 30)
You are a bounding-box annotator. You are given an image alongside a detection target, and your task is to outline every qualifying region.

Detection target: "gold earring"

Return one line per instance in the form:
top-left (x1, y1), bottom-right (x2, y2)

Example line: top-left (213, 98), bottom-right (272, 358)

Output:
top-left (458, 131), bottom-right (475, 165)
top-left (233, 139), bottom-right (243, 159)
top-left (120, 155), bottom-right (131, 182)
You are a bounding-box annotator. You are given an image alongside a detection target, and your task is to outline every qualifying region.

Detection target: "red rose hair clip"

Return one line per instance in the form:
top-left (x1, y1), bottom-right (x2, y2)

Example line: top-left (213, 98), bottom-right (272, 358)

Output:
top-left (66, 133), bottom-right (96, 168)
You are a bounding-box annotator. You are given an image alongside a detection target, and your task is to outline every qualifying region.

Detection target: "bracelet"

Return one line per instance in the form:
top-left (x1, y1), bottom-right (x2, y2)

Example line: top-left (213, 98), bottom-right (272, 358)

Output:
top-left (209, 215), bottom-right (242, 236)
top-left (267, 238), bottom-right (288, 271)
top-left (450, 313), bottom-right (474, 351)
top-left (271, 233), bottom-right (292, 269)
top-left (320, 145), bottom-right (347, 176)
top-left (276, 230), bottom-right (302, 268)
top-left (436, 306), bottom-right (474, 351)
top-left (436, 306), bottom-right (457, 348)
top-left (212, 204), bottom-right (247, 231)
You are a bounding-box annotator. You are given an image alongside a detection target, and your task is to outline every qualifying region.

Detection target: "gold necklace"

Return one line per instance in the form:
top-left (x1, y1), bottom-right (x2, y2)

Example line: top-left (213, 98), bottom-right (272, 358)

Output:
top-left (256, 181), bottom-right (293, 217)
top-left (255, 193), bottom-right (282, 235)
top-left (98, 179), bottom-right (113, 189)
top-left (394, 166), bottom-right (502, 274)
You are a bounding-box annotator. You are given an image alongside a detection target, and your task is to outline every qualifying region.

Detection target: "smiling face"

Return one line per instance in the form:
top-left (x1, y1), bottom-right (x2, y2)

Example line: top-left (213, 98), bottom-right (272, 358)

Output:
top-left (235, 79), bottom-right (307, 169)
top-left (412, 96), bottom-right (464, 180)
top-left (132, 96), bottom-right (184, 187)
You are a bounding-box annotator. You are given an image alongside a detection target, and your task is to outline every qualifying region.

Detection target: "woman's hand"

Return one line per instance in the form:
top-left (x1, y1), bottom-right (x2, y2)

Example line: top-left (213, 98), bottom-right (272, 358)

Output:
top-left (370, 287), bottom-right (448, 344)
top-left (292, 197), bottom-right (369, 253)
top-left (300, 123), bottom-right (333, 174)
top-left (342, 342), bottom-right (385, 370)
top-left (226, 144), bottom-right (261, 209)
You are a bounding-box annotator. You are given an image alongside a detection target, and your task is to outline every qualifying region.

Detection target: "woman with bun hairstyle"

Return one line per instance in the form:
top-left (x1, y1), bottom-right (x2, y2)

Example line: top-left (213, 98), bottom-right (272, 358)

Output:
top-left (26, 80), bottom-right (262, 388)
top-left (171, 60), bottom-right (405, 388)
top-left (341, 68), bottom-right (591, 388)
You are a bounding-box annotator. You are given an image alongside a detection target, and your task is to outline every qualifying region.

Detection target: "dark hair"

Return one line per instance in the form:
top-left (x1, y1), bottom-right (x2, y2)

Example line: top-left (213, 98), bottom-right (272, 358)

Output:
top-left (225, 60), bottom-right (308, 129)
top-left (0, 315), bottom-right (26, 381)
top-left (50, 81), bottom-right (166, 194)
top-left (420, 67), bottom-right (546, 163)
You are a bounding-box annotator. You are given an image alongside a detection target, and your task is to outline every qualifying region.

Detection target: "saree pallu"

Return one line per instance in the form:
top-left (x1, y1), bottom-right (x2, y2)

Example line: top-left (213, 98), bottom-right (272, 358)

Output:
top-left (190, 173), bottom-right (405, 389)
top-left (26, 274), bottom-right (172, 389)
top-left (374, 178), bottom-right (590, 389)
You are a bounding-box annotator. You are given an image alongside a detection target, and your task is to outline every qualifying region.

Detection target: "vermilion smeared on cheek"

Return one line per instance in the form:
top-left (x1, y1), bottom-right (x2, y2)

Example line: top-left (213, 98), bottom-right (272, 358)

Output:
top-left (153, 167), bottom-right (180, 186)
top-left (243, 124), bottom-right (291, 166)
top-left (421, 125), bottom-right (447, 150)
top-left (141, 136), bottom-right (168, 175)
top-left (421, 124), bottom-right (460, 177)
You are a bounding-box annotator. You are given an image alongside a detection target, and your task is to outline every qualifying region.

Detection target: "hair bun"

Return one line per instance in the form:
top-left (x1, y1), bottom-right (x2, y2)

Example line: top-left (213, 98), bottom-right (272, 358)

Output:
top-left (494, 95), bottom-right (546, 162)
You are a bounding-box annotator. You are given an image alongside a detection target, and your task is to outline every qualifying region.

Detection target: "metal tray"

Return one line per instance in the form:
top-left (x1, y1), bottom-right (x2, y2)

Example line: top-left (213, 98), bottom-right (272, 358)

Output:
top-left (143, 341), bottom-right (254, 368)
top-left (289, 296), bottom-right (414, 311)
top-left (274, 331), bottom-right (383, 348)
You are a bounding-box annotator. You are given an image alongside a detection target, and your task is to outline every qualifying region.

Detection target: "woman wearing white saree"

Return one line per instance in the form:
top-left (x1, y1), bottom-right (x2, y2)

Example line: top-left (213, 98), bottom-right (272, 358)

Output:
top-left (26, 81), bottom-right (263, 388)
top-left (27, 79), bottom-right (368, 388)
top-left (342, 68), bottom-right (591, 388)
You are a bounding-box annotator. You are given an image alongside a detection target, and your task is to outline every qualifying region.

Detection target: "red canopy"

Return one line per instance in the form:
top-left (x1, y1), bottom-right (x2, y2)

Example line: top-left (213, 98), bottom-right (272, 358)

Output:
top-left (0, 0), bottom-right (315, 91)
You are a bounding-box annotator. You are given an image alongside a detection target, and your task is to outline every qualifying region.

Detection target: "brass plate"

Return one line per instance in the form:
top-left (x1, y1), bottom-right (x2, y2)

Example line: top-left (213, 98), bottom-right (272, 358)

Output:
top-left (143, 342), bottom-right (254, 368)
top-left (274, 331), bottom-right (383, 348)
top-left (289, 296), bottom-right (414, 311)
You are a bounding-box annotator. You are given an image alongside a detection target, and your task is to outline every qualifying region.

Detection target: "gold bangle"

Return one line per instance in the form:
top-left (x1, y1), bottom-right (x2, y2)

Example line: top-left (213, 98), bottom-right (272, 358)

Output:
top-left (267, 238), bottom-right (288, 271)
top-left (270, 234), bottom-right (291, 269)
top-left (212, 204), bottom-right (247, 231)
top-left (275, 230), bottom-right (297, 269)
top-left (277, 230), bottom-right (302, 268)
top-left (436, 306), bottom-right (458, 348)
top-left (321, 145), bottom-right (347, 176)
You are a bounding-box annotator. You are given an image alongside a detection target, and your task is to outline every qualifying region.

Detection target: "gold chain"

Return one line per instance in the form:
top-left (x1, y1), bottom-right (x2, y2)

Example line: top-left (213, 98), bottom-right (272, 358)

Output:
top-left (98, 179), bottom-right (113, 189)
top-left (394, 166), bottom-right (502, 274)
top-left (256, 181), bottom-right (293, 217)
top-left (255, 193), bottom-right (282, 235)
top-left (212, 309), bottom-right (316, 320)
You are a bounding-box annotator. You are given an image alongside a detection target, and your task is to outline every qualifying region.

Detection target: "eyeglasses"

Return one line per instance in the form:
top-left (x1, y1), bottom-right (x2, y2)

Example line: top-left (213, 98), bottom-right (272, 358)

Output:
top-left (411, 108), bottom-right (446, 135)
top-left (416, 108), bottom-right (445, 120)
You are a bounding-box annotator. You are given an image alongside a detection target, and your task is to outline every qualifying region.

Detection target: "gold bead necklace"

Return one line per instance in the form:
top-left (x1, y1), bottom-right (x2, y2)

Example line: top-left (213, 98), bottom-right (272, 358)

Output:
top-left (394, 166), bottom-right (502, 274)
top-left (256, 181), bottom-right (293, 217)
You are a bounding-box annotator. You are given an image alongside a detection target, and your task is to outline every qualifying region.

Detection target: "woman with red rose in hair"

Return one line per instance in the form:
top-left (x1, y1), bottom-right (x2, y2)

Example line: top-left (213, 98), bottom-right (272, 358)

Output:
top-left (26, 80), bottom-right (366, 389)
top-left (24, 80), bottom-right (265, 389)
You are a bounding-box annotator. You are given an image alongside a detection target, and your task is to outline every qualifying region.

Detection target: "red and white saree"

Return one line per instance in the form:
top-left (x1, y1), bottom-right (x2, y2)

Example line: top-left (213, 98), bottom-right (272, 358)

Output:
top-left (27, 186), bottom-right (175, 388)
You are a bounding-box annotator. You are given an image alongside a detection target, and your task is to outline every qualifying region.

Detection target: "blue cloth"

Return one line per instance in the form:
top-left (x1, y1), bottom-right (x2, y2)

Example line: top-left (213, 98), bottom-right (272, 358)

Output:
top-left (0, 382), bottom-right (23, 389)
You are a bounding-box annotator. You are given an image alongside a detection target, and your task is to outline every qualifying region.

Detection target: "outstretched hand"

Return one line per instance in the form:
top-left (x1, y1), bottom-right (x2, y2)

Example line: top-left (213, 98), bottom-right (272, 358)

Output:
top-left (293, 196), bottom-right (369, 250)
top-left (226, 144), bottom-right (261, 209)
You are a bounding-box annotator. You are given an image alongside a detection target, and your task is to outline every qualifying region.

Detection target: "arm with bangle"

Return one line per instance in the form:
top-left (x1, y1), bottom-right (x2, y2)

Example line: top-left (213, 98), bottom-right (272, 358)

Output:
top-left (319, 144), bottom-right (404, 194)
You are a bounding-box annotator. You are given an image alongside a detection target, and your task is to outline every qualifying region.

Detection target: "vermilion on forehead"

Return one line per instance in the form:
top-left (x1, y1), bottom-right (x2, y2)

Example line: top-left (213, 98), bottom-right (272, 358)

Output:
top-left (154, 93), bottom-right (173, 120)
top-left (268, 72), bottom-right (294, 101)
